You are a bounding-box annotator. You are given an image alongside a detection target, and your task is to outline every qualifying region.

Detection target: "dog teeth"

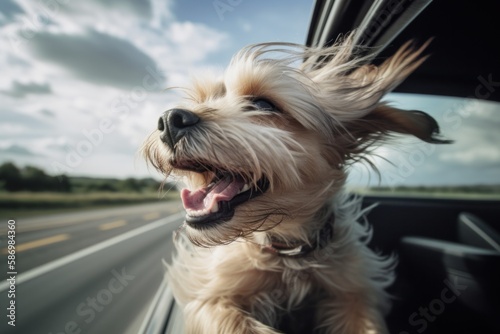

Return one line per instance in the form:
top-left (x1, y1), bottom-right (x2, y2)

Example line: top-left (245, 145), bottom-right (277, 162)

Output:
top-left (239, 183), bottom-right (250, 194)
top-left (210, 202), bottom-right (219, 213)
top-left (186, 209), bottom-right (209, 217)
top-left (186, 203), bottom-right (220, 217)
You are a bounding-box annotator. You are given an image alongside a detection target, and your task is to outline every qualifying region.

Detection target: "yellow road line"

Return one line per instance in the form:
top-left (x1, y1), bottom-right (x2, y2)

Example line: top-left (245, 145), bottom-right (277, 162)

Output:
top-left (99, 220), bottom-right (127, 231)
top-left (143, 212), bottom-right (160, 220)
top-left (2, 234), bottom-right (70, 254)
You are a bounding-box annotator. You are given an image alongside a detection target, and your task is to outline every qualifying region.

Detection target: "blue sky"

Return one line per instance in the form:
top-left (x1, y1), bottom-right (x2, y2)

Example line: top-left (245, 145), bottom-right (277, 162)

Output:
top-left (0, 0), bottom-right (499, 186)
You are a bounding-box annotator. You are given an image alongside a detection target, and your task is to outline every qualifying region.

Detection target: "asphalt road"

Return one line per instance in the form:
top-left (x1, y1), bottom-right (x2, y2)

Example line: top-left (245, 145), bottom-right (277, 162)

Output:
top-left (0, 201), bottom-right (185, 334)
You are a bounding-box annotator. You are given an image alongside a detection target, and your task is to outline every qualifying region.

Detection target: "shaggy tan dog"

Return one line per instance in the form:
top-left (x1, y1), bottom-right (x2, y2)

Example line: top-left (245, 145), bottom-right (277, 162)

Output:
top-left (144, 34), bottom-right (448, 334)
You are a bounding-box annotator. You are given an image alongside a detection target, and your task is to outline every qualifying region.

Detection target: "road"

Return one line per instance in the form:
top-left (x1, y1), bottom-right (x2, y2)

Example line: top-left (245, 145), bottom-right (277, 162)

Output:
top-left (0, 201), bottom-right (185, 334)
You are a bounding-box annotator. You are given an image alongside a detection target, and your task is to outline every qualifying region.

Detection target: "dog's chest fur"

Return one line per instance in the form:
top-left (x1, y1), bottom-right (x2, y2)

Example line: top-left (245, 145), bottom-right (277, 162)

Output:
top-left (167, 196), bottom-right (395, 332)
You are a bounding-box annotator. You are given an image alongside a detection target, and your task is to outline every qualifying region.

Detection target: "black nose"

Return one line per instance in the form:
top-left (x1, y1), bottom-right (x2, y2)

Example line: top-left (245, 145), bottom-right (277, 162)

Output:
top-left (158, 108), bottom-right (200, 149)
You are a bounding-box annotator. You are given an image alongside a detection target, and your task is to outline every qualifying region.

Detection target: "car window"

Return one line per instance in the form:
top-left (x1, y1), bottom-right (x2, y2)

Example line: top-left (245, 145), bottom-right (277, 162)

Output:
top-left (347, 93), bottom-right (500, 199)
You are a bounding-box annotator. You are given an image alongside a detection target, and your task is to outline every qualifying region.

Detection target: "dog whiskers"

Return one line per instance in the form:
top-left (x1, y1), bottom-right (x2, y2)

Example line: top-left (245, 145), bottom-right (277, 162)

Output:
top-left (143, 33), bottom-right (450, 334)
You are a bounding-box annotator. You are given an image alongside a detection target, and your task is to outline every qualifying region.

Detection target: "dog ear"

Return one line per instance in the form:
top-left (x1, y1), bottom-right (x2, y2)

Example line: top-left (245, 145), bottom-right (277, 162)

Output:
top-left (301, 37), bottom-right (435, 126)
top-left (344, 104), bottom-right (452, 144)
top-left (302, 36), bottom-right (451, 147)
top-left (335, 38), bottom-right (451, 145)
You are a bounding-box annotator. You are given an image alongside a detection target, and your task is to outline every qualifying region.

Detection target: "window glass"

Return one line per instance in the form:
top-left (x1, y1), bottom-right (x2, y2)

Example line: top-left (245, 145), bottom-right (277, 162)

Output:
top-left (347, 93), bottom-right (500, 199)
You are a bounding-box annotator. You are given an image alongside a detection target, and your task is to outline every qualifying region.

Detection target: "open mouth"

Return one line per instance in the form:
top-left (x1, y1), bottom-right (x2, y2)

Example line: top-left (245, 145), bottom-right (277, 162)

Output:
top-left (174, 161), bottom-right (269, 229)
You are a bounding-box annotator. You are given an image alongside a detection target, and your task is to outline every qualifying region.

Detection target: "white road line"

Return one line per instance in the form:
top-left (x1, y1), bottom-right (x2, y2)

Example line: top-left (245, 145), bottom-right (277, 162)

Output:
top-left (0, 212), bottom-right (184, 292)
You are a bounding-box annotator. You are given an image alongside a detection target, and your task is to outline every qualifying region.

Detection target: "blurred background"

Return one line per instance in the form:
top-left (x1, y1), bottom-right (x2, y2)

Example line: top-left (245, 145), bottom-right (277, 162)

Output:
top-left (1, 0), bottom-right (499, 219)
top-left (0, 0), bottom-right (311, 218)
top-left (0, 1), bottom-right (313, 334)
top-left (1, 0), bottom-right (499, 221)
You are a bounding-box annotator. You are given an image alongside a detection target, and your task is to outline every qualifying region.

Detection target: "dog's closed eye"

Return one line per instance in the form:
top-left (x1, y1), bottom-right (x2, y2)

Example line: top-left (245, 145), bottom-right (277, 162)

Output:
top-left (251, 98), bottom-right (279, 113)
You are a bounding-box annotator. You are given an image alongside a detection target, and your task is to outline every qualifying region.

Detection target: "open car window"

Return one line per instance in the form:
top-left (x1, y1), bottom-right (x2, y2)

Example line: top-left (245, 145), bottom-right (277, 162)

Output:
top-left (348, 94), bottom-right (500, 200)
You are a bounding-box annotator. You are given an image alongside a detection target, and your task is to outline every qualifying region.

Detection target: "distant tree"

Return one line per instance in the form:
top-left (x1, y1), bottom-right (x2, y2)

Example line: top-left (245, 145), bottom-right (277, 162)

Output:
top-left (117, 177), bottom-right (140, 192)
top-left (22, 165), bottom-right (51, 191)
top-left (55, 174), bottom-right (72, 192)
top-left (85, 182), bottom-right (118, 192)
top-left (0, 162), bottom-right (23, 191)
top-left (97, 183), bottom-right (118, 192)
top-left (137, 177), bottom-right (164, 191)
top-left (0, 162), bottom-right (166, 194)
top-left (164, 180), bottom-right (178, 191)
top-left (0, 163), bottom-right (71, 192)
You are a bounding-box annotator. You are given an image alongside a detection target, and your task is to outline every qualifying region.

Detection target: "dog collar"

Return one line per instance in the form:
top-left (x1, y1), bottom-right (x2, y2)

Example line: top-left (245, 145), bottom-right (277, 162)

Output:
top-left (263, 213), bottom-right (334, 258)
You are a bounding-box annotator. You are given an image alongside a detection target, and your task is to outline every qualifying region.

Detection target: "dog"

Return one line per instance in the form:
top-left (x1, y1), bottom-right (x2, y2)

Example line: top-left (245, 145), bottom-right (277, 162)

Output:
top-left (143, 33), bottom-right (449, 334)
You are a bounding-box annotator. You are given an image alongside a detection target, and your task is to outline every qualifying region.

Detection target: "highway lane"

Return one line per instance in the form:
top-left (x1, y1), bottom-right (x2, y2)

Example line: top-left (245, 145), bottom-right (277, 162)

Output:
top-left (0, 201), bottom-right (185, 334)
top-left (1, 201), bottom-right (183, 273)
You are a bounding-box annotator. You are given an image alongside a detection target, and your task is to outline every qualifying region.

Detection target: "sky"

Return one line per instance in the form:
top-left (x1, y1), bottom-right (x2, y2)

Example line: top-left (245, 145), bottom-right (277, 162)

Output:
top-left (0, 0), bottom-right (499, 187)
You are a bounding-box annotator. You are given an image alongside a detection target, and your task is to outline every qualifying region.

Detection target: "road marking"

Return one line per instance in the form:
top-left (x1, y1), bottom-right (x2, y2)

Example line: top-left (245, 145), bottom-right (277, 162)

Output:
top-left (0, 211), bottom-right (185, 292)
top-left (167, 207), bottom-right (182, 213)
top-left (1, 234), bottom-right (70, 254)
top-left (143, 212), bottom-right (160, 220)
top-left (99, 220), bottom-right (127, 231)
top-left (0, 201), bottom-right (182, 234)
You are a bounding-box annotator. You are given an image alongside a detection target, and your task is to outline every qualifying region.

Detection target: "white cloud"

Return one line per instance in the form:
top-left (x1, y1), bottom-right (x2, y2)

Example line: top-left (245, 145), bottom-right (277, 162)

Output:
top-left (167, 21), bottom-right (229, 63)
top-left (0, 124), bottom-right (27, 136)
top-left (0, 0), bottom-right (231, 178)
top-left (435, 100), bottom-right (500, 167)
top-left (1, 80), bottom-right (51, 97)
top-left (28, 29), bottom-right (161, 89)
top-left (346, 95), bottom-right (500, 187)
top-left (440, 146), bottom-right (500, 164)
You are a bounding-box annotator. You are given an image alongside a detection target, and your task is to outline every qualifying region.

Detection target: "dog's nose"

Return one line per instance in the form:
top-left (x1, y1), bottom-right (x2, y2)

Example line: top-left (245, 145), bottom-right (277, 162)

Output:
top-left (158, 108), bottom-right (200, 149)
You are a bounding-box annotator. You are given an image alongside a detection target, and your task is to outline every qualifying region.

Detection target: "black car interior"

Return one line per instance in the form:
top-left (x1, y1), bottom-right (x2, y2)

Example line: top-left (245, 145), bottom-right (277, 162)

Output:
top-left (365, 198), bottom-right (500, 333)
top-left (307, 0), bottom-right (500, 332)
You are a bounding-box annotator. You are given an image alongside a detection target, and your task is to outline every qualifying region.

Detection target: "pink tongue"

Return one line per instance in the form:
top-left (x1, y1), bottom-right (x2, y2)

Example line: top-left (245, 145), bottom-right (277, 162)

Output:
top-left (181, 177), bottom-right (245, 212)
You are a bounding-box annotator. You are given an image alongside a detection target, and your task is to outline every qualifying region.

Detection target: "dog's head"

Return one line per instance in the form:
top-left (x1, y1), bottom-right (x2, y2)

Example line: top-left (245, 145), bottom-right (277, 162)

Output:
top-left (144, 35), bottom-right (449, 247)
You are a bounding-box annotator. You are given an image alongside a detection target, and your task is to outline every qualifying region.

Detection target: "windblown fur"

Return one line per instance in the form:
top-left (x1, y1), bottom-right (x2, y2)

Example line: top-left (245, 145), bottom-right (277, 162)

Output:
top-left (143, 33), bottom-right (448, 333)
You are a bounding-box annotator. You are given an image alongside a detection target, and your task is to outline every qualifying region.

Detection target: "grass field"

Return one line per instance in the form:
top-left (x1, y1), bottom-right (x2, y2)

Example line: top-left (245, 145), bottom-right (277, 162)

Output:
top-left (0, 191), bottom-right (179, 218)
